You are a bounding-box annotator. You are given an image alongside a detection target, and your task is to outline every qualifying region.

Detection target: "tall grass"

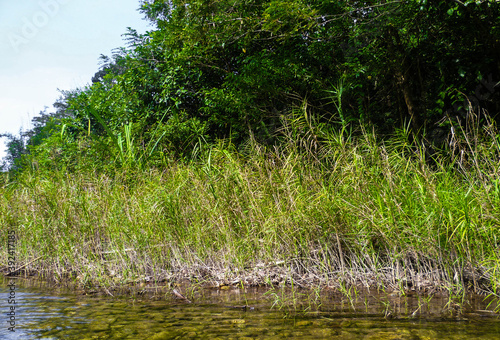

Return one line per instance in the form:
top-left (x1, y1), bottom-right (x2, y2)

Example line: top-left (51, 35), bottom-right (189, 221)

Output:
top-left (0, 110), bottom-right (499, 306)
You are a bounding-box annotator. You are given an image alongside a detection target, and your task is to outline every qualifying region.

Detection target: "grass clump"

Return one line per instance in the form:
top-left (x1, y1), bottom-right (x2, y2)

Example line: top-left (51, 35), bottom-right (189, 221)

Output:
top-left (1, 115), bottom-right (499, 309)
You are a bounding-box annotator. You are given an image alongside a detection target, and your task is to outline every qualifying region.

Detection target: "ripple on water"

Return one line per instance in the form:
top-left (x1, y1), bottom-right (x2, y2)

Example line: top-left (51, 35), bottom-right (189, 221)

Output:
top-left (0, 279), bottom-right (499, 339)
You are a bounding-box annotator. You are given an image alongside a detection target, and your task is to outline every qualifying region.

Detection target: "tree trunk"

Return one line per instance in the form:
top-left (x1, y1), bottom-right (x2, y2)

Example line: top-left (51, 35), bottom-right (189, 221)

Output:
top-left (387, 27), bottom-right (421, 134)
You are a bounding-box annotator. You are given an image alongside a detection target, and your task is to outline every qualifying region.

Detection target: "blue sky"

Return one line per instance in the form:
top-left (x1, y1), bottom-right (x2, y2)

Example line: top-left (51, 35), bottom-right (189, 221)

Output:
top-left (0, 0), bottom-right (151, 160)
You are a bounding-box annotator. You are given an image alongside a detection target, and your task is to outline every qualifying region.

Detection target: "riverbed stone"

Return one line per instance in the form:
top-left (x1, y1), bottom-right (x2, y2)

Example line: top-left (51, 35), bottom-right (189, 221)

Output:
top-left (230, 318), bottom-right (246, 324)
top-left (150, 312), bottom-right (165, 321)
top-left (110, 331), bottom-right (130, 339)
top-left (310, 328), bottom-right (338, 337)
top-left (340, 319), bottom-right (353, 328)
top-left (89, 322), bottom-right (110, 332)
top-left (363, 329), bottom-right (413, 339)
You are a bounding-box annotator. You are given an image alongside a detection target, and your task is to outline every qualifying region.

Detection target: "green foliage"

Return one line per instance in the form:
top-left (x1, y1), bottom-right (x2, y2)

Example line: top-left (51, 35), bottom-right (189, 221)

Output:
top-left (2, 0), bottom-right (499, 177)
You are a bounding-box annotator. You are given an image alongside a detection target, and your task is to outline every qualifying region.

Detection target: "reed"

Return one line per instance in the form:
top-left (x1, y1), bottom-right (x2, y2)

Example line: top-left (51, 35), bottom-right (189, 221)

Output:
top-left (0, 112), bottom-right (499, 311)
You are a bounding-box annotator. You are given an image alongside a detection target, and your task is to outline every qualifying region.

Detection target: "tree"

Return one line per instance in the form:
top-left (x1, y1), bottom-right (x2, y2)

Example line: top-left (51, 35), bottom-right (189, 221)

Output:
top-left (342, 0), bottom-right (500, 133)
top-left (8, 0), bottom-right (499, 171)
top-left (0, 132), bottom-right (26, 171)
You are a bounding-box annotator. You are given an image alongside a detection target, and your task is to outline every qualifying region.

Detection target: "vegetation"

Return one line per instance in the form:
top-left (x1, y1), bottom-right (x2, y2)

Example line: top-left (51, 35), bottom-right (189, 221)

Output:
top-left (1, 0), bottom-right (500, 308)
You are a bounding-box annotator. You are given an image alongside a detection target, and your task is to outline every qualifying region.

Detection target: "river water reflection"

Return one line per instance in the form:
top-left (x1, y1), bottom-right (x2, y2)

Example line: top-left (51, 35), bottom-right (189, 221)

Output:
top-left (1, 276), bottom-right (499, 339)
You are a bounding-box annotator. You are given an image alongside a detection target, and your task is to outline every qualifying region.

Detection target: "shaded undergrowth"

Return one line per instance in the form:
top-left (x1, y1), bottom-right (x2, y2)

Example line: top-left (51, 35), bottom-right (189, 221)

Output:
top-left (1, 116), bottom-right (499, 312)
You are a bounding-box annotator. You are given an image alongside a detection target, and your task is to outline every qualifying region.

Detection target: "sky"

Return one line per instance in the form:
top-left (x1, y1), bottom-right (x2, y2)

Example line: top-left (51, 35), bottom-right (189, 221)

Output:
top-left (0, 0), bottom-right (151, 160)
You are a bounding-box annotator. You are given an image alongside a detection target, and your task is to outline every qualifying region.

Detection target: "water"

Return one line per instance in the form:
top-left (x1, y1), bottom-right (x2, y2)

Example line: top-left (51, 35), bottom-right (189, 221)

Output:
top-left (1, 276), bottom-right (499, 339)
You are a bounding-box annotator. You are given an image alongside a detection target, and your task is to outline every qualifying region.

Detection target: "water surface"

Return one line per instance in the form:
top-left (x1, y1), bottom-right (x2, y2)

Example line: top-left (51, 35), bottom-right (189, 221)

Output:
top-left (1, 276), bottom-right (499, 339)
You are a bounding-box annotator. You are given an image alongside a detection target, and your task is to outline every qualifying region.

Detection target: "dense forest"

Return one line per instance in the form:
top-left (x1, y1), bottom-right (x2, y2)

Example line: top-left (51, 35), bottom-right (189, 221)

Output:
top-left (2, 0), bottom-right (499, 170)
top-left (1, 0), bottom-right (500, 302)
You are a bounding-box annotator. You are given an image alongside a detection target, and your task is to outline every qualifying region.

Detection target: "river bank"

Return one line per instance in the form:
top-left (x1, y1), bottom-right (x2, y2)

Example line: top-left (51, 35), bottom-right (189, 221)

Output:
top-left (1, 129), bottom-right (499, 311)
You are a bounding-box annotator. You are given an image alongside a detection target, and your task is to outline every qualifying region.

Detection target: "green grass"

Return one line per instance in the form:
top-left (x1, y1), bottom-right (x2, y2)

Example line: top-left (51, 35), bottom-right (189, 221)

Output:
top-left (1, 119), bottom-right (499, 309)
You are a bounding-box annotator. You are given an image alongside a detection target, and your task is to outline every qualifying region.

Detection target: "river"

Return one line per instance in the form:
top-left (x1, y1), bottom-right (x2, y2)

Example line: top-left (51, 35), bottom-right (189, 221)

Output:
top-left (1, 276), bottom-right (499, 339)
